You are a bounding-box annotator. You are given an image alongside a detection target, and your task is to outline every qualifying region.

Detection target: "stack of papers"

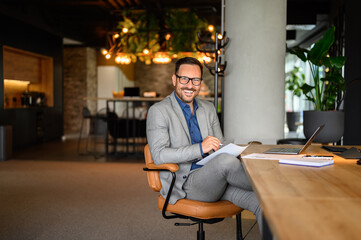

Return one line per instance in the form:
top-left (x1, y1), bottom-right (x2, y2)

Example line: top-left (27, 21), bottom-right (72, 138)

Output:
top-left (278, 158), bottom-right (333, 167)
top-left (243, 153), bottom-right (334, 167)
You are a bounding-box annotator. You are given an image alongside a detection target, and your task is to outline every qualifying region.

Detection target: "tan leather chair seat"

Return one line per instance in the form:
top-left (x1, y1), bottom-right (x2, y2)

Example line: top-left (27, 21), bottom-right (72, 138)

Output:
top-left (158, 195), bottom-right (242, 219)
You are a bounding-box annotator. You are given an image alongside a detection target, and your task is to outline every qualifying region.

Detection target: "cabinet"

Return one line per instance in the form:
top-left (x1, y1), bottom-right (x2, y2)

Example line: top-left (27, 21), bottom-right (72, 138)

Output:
top-left (5, 108), bottom-right (62, 149)
top-left (3, 46), bottom-right (54, 108)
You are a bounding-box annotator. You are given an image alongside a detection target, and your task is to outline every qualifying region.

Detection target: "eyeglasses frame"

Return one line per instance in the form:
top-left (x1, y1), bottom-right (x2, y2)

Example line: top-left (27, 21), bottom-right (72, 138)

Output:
top-left (175, 74), bottom-right (203, 86)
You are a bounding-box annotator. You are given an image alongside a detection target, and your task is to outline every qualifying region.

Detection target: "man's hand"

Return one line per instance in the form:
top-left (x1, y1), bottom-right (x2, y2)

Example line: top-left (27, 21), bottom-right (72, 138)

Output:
top-left (201, 136), bottom-right (221, 154)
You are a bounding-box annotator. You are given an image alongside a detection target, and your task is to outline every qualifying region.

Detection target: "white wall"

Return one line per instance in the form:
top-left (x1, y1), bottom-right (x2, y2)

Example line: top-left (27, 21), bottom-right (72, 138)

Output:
top-left (224, 0), bottom-right (286, 144)
top-left (97, 66), bottom-right (134, 113)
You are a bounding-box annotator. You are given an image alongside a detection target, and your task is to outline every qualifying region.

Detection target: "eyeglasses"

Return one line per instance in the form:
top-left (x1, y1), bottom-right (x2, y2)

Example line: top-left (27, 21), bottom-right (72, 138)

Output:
top-left (176, 75), bottom-right (202, 86)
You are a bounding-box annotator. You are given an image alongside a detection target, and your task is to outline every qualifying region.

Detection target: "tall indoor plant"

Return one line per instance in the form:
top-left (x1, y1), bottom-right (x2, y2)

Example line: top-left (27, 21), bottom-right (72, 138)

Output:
top-left (285, 66), bottom-right (305, 131)
top-left (288, 26), bottom-right (346, 143)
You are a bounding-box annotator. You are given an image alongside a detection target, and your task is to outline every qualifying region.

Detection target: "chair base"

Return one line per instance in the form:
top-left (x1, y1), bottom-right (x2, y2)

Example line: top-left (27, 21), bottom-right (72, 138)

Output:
top-left (197, 222), bottom-right (205, 240)
top-left (173, 214), bottom-right (243, 240)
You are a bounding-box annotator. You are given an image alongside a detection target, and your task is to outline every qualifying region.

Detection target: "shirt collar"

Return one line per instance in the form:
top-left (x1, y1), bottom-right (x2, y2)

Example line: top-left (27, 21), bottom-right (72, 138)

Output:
top-left (174, 91), bottom-right (198, 111)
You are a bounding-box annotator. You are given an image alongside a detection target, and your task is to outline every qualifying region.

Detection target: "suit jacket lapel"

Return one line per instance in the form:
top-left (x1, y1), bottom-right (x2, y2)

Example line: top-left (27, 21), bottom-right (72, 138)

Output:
top-left (196, 101), bottom-right (209, 140)
top-left (170, 92), bottom-right (191, 142)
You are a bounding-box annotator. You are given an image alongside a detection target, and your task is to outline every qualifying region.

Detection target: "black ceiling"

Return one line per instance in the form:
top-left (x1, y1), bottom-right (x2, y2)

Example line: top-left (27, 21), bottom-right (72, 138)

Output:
top-left (0, 0), bottom-right (332, 48)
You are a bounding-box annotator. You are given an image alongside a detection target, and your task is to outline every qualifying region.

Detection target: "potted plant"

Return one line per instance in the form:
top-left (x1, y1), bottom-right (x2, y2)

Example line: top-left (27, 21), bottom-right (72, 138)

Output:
top-left (285, 66), bottom-right (305, 131)
top-left (287, 26), bottom-right (346, 143)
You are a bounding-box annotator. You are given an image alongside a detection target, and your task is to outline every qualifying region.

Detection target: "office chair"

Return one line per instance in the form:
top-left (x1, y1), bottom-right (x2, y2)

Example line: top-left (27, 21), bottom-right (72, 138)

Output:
top-left (143, 144), bottom-right (244, 240)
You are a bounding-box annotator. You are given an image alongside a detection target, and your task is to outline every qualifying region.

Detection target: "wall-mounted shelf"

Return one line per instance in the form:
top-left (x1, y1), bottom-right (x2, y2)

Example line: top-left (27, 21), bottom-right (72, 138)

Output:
top-left (3, 46), bottom-right (54, 108)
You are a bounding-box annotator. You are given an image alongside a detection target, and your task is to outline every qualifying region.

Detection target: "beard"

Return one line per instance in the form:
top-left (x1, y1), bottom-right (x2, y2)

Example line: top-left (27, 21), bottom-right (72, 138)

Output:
top-left (176, 87), bottom-right (198, 103)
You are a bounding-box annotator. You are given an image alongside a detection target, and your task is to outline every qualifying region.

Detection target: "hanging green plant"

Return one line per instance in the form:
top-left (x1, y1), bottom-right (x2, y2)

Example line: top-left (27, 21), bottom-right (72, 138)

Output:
top-left (165, 9), bottom-right (208, 53)
top-left (110, 8), bottom-right (209, 61)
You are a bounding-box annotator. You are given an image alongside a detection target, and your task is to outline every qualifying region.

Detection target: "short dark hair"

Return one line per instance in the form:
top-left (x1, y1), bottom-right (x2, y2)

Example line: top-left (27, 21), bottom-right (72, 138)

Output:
top-left (174, 57), bottom-right (203, 77)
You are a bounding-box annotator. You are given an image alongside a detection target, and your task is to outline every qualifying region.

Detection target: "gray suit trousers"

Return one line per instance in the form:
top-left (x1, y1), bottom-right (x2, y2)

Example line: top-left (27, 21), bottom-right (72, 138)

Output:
top-left (182, 153), bottom-right (262, 230)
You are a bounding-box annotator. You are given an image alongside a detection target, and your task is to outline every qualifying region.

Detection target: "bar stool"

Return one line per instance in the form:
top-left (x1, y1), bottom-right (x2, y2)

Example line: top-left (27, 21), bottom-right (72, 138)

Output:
top-left (77, 107), bottom-right (108, 157)
top-left (77, 107), bottom-right (94, 154)
top-left (92, 108), bottom-right (107, 158)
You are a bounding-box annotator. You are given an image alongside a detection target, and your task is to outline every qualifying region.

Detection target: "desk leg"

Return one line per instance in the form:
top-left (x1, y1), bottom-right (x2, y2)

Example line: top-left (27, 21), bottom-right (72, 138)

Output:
top-left (126, 101), bottom-right (129, 154)
top-left (113, 101), bottom-right (117, 155)
top-left (262, 215), bottom-right (273, 240)
top-left (132, 104), bottom-right (136, 153)
top-left (105, 101), bottom-right (109, 157)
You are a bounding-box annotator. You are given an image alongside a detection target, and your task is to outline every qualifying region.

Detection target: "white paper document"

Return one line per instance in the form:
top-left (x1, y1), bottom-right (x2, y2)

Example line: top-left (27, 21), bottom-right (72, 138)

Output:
top-left (278, 158), bottom-right (333, 167)
top-left (243, 153), bottom-right (334, 167)
top-left (197, 143), bottom-right (248, 166)
top-left (242, 153), bottom-right (291, 160)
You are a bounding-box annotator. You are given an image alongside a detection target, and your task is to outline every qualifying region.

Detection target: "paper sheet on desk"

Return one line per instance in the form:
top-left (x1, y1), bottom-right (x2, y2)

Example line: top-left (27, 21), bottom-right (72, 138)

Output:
top-left (242, 153), bottom-right (334, 167)
top-left (242, 153), bottom-right (305, 160)
top-left (197, 143), bottom-right (248, 165)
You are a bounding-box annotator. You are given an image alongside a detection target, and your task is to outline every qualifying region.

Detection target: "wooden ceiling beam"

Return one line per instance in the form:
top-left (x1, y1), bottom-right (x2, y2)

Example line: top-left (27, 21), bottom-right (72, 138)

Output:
top-left (45, 1), bottom-right (108, 8)
top-left (107, 0), bottom-right (121, 9)
top-left (114, 0), bottom-right (126, 8)
top-left (124, 0), bottom-right (134, 6)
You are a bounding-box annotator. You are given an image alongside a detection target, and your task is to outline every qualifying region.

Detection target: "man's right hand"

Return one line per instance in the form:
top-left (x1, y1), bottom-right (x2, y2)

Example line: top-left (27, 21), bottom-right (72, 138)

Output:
top-left (201, 136), bottom-right (221, 154)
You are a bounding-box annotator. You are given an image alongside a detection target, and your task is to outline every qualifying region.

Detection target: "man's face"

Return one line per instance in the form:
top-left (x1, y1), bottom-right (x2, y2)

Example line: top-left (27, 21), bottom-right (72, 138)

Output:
top-left (172, 64), bottom-right (202, 104)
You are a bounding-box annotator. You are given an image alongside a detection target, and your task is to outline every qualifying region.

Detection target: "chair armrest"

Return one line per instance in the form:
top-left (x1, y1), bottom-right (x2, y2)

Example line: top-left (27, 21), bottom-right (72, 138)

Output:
top-left (143, 163), bottom-right (178, 219)
top-left (146, 162), bottom-right (179, 172)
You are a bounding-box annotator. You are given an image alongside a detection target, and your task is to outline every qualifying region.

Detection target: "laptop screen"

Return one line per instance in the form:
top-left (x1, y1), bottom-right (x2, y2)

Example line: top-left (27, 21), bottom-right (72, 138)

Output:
top-left (299, 124), bottom-right (325, 153)
top-left (124, 87), bottom-right (140, 97)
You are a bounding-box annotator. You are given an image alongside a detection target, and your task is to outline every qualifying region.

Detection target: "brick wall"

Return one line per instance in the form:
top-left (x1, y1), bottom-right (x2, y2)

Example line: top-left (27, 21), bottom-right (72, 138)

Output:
top-left (63, 47), bottom-right (97, 135)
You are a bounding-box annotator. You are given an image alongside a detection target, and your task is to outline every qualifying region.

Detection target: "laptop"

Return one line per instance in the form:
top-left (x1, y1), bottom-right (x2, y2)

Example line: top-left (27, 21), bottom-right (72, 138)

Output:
top-left (264, 124), bottom-right (325, 154)
top-left (124, 87), bottom-right (140, 97)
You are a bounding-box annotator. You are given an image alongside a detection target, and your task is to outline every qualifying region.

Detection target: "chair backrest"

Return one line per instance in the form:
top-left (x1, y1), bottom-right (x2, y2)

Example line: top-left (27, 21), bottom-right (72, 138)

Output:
top-left (92, 108), bottom-right (107, 135)
top-left (144, 144), bottom-right (162, 192)
top-left (107, 112), bottom-right (140, 138)
top-left (82, 107), bottom-right (92, 118)
top-left (106, 111), bottom-right (121, 138)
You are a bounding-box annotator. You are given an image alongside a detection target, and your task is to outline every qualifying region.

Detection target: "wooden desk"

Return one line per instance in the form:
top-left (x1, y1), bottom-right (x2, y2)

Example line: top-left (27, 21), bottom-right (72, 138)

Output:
top-left (241, 144), bottom-right (361, 240)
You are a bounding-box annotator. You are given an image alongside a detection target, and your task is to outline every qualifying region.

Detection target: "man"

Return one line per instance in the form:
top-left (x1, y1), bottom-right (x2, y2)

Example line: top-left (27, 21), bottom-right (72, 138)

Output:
top-left (146, 57), bottom-right (262, 230)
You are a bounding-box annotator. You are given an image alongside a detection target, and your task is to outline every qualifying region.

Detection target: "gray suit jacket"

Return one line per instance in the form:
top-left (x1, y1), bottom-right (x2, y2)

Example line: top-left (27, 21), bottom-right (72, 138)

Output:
top-left (146, 91), bottom-right (224, 204)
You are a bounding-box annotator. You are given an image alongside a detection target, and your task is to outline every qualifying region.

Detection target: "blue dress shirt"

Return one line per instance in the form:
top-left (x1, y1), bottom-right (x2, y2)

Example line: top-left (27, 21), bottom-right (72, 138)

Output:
top-left (174, 92), bottom-right (204, 170)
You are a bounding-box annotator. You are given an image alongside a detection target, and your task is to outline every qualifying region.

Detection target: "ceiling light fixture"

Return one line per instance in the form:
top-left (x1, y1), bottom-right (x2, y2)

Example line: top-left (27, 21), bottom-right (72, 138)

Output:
top-left (152, 52), bottom-right (171, 64)
top-left (208, 25), bottom-right (214, 32)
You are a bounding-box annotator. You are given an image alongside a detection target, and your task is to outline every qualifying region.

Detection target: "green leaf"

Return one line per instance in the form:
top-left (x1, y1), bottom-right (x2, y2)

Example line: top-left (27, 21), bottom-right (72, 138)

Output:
top-left (322, 56), bottom-right (332, 68)
top-left (309, 26), bottom-right (335, 66)
top-left (294, 89), bottom-right (302, 97)
top-left (322, 74), bottom-right (345, 85)
top-left (287, 47), bottom-right (308, 62)
top-left (329, 56), bottom-right (346, 69)
top-left (301, 83), bottom-right (313, 94)
top-left (305, 95), bottom-right (315, 103)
